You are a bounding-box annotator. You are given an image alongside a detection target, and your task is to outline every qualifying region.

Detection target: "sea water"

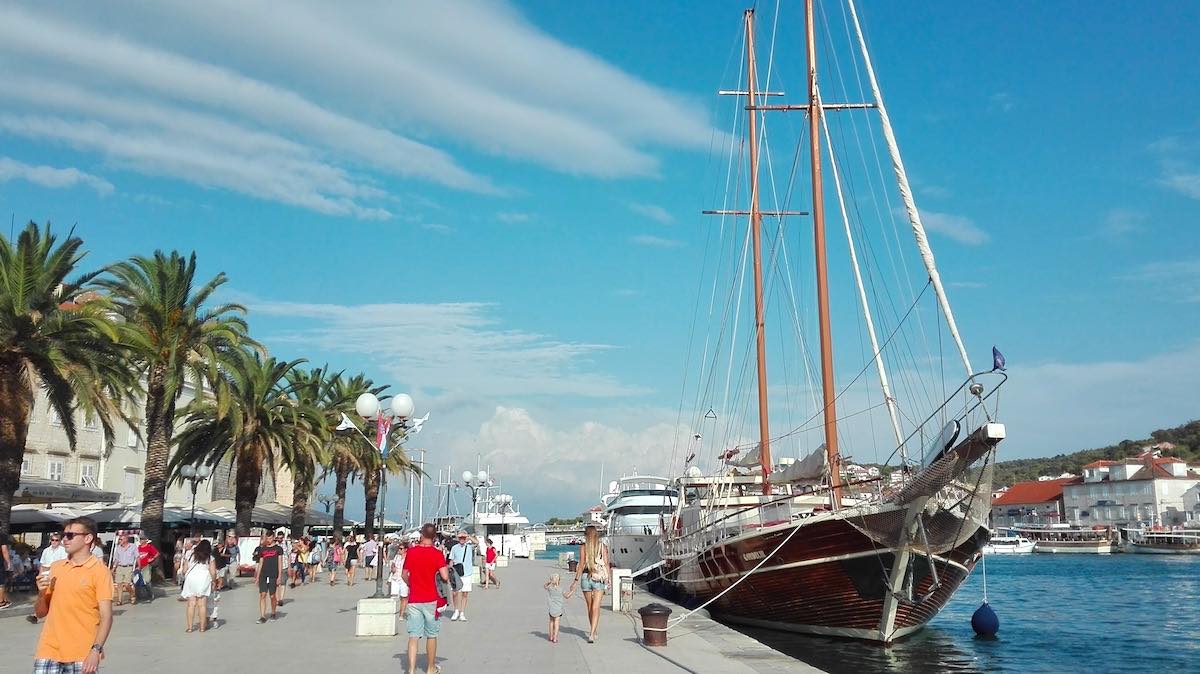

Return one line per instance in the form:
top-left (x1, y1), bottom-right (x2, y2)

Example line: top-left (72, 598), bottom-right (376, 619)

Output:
top-left (731, 554), bottom-right (1200, 673)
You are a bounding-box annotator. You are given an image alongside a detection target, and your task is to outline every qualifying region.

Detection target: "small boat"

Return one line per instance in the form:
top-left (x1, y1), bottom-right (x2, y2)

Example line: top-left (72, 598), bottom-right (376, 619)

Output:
top-left (1125, 529), bottom-right (1200, 554)
top-left (982, 533), bottom-right (1034, 555)
top-left (1014, 524), bottom-right (1116, 553)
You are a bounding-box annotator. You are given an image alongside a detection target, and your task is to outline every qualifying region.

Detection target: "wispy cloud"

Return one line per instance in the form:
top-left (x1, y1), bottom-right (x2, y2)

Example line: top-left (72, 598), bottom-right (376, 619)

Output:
top-left (421, 223), bottom-right (454, 234)
top-left (988, 92), bottom-right (1015, 113)
top-left (918, 209), bottom-right (990, 246)
top-left (1120, 259), bottom-right (1200, 302)
top-left (630, 234), bottom-right (684, 248)
top-left (948, 281), bottom-right (986, 289)
top-left (628, 201), bottom-right (674, 224)
top-left (496, 211), bottom-right (531, 224)
top-left (0, 1), bottom-right (720, 214)
top-left (1097, 208), bottom-right (1145, 239)
top-left (1148, 134), bottom-right (1200, 200)
top-left (0, 155), bottom-right (113, 195)
top-left (243, 297), bottom-right (649, 398)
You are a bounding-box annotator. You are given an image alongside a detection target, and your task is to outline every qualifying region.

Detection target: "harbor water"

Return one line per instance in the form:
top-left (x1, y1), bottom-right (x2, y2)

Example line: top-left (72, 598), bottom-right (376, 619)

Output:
top-left (730, 554), bottom-right (1200, 673)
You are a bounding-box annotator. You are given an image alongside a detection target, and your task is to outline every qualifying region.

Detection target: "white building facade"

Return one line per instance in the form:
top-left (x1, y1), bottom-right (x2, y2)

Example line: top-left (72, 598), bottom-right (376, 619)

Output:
top-left (1062, 452), bottom-right (1200, 527)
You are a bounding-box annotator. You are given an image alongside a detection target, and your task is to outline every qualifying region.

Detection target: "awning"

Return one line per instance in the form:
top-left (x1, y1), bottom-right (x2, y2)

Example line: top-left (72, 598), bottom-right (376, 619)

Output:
top-left (76, 503), bottom-right (235, 530)
top-left (8, 505), bottom-right (79, 532)
top-left (13, 477), bottom-right (120, 505)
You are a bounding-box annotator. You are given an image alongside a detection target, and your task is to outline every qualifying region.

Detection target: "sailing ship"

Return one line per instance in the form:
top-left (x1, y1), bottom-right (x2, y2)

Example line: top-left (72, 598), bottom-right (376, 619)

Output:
top-left (658, 1), bottom-right (1006, 643)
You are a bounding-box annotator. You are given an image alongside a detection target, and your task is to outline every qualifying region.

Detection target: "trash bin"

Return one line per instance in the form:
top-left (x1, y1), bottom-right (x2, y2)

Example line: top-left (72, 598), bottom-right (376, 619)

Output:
top-left (567, 559), bottom-right (578, 573)
top-left (638, 603), bottom-right (672, 647)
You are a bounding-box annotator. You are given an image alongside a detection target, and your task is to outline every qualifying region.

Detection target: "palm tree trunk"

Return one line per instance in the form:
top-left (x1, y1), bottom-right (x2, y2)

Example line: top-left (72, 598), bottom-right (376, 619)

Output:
top-left (333, 458), bottom-right (349, 535)
top-left (363, 468), bottom-right (379, 538)
top-left (234, 455), bottom-right (264, 537)
top-left (139, 366), bottom-right (177, 578)
top-left (0, 357), bottom-right (32, 537)
top-left (290, 471), bottom-right (312, 534)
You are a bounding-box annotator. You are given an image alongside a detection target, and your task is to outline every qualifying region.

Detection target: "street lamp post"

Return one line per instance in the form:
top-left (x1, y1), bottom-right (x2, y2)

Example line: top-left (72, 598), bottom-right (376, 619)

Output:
top-left (460, 470), bottom-right (489, 538)
top-left (495, 493), bottom-right (513, 556)
top-left (353, 391), bottom-right (415, 601)
top-left (179, 464), bottom-right (212, 536)
top-left (317, 493), bottom-right (335, 514)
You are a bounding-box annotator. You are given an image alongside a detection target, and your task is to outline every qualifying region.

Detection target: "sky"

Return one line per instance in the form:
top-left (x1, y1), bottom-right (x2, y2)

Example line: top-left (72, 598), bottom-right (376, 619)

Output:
top-left (1, 1), bottom-right (1198, 522)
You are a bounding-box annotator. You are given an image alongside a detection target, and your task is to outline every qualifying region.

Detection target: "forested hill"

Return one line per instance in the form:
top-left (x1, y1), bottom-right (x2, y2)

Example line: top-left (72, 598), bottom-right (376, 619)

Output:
top-left (993, 419), bottom-right (1200, 488)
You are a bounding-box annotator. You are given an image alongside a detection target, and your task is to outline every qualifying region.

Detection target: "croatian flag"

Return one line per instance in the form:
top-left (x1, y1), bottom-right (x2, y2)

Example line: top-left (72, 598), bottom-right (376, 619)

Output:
top-left (376, 416), bottom-right (393, 457)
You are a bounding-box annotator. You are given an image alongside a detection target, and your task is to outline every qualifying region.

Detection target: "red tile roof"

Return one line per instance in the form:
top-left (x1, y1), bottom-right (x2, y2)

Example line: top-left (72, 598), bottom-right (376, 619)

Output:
top-left (994, 478), bottom-right (1076, 505)
top-left (1082, 460), bottom-right (1116, 469)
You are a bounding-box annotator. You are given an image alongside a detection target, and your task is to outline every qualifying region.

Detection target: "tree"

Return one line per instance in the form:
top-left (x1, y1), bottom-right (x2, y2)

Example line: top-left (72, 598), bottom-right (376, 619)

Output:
top-left (171, 351), bottom-right (324, 535)
top-left (96, 251), bottom-right (252, 559)
top-left (0, 223), bottom-right (135, 535)
top-left (284, 365), bottom-right (336, 534)
top-left (321, 373), bottom-right (384, 535)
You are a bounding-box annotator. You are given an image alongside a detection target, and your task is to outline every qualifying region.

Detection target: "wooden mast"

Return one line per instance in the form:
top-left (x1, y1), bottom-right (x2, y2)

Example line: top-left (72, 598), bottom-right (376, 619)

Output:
top-left (806, 0), bottom-right (842, 509)
top-left (743, 8), bottom-right (772, 496)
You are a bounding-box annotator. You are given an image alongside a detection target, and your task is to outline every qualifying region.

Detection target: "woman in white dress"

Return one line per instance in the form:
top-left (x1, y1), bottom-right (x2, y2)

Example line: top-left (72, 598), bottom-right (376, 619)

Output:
top-left (181, 539), bottom-right (216, 632)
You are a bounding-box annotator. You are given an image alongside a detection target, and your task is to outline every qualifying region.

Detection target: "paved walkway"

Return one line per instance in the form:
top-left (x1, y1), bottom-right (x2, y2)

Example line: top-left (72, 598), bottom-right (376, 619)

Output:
top-left (0, 557), bottom-right (819, 673)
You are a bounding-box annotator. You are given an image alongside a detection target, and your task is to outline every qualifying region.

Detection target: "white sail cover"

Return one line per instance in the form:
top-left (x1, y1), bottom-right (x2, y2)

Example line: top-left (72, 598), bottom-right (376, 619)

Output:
top-left (729, 443), bottom-right (762, 468)
top-left (772, 446), bottom-right (829, 485)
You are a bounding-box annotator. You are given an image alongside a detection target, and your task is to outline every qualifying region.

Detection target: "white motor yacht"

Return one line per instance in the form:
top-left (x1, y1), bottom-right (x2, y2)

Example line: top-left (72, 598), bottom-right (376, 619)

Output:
top-left (983, 532), bottom-right (1035, 554)
top-left (603, 475), bottom-right (678, 571)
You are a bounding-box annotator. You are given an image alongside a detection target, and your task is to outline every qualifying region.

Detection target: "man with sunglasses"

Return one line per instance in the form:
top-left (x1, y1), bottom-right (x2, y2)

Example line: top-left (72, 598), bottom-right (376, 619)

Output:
top-left (33, 516), bottom-right (113, 674)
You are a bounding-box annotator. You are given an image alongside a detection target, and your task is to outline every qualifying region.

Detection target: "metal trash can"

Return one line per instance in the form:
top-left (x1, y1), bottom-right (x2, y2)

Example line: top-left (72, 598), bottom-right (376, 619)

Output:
top-left (638, 603), bottom-right (672, 646)
top-left (567, 559), bottom-right (578, 573)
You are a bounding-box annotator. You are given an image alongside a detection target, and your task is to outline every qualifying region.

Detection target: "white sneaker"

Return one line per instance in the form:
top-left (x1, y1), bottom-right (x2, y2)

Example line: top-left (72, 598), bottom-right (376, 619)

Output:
top-left (451, 611), bottom-right (461, 621)
top-left (460, 614), bottom-right (467, 622)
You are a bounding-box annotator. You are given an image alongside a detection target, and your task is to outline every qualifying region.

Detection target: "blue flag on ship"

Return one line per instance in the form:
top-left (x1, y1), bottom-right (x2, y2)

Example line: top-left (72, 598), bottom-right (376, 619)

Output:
top-left (992, 346), bottom-right (1006, 372)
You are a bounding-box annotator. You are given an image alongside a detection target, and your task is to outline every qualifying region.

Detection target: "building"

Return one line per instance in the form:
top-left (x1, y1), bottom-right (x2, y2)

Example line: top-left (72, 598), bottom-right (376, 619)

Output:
top-left (990, 478), bottom-right (1073, 527)
top-left (21, 383), bottom-right (286, 509)
top-left (582, 505), bottom-right (605, 525)
top-left (1061, 449), bottom-right (1200, 527)
top-left (1184, 484), bottom-right (1200, 523)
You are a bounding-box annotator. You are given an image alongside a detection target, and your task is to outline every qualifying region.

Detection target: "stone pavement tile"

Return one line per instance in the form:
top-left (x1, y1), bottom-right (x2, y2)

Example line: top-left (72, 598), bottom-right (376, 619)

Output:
top-left (0, 558), bottom-right (820, 674)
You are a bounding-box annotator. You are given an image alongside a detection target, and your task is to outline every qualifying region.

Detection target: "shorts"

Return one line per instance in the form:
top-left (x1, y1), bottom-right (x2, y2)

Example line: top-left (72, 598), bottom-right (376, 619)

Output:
top-left (258, 574), bottom-right (278, 594)
top-left (485, 562), bottom-right (496, 571)
top-left (405, 602), bottom-right (441, 638)
top-left (347, 559), bottom-right (358, 569)
top-left (580, 575), bottom-right (608, 593)
top-left (390, 578), bottom-right (409, 598)
top-left (114, 565), bottom-right (134, 585)
top-left (364, 555), bottom-right (375, 568)
top-left (458, 575), bottom-right (472, 592)
top-left (32, 659), bottom-right (83, 674)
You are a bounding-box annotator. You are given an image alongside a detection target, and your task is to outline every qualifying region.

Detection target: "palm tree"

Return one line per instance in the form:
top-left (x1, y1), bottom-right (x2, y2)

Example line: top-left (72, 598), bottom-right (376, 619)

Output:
top-left (322, 373), bottom-right (384, 534)
top-left (96, 251), bottom-right (252, 557)
top-left (171, 351), bottom-right (325, 535)
top-left (284, 365), bottom-right (335, 533)
top-left (360, 422), bottom-right (422, 537)
top-left (0, 223), bottom-right (135, 535)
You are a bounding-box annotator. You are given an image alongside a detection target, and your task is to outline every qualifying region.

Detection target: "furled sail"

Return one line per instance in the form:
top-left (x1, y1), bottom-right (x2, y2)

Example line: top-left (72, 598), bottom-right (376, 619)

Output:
top-left (772, 445), bottom-right (829, 485)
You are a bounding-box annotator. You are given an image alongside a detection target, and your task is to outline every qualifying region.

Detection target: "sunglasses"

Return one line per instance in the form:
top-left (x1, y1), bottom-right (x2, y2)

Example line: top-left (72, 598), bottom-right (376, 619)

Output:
top-left (62, 531), bottom-right (87, 540)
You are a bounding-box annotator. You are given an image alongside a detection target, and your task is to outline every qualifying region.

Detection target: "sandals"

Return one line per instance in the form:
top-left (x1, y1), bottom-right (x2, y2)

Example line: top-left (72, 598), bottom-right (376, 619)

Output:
top-left (257, 617), bottom-right (267, 624)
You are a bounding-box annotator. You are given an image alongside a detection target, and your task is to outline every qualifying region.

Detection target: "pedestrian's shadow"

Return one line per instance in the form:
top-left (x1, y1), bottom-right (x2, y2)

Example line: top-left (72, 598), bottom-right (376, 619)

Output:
top-left (391, 653), bottom-right (446, 670)
top-left (560, 626), bottom-right (590, 640)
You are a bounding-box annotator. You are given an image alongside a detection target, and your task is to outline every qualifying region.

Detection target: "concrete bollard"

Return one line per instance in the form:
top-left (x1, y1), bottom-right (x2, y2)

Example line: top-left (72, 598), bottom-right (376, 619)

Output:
top-left (638, 603), bottom-right (672, 647)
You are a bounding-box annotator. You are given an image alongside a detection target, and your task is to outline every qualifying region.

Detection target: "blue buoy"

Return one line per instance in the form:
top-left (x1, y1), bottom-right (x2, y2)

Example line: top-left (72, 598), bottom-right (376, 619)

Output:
top-left (971, 601), bottom-right (999, 637)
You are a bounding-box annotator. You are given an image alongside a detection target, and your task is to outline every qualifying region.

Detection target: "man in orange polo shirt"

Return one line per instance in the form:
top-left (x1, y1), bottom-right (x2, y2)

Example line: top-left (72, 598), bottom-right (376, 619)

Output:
top-left (33, 516), bottom-right (114, 674)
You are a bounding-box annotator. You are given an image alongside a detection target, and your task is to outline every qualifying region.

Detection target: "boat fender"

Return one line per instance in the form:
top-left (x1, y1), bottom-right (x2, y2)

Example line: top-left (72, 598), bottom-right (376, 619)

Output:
top-left (971, 601), bottom-right (999, 637)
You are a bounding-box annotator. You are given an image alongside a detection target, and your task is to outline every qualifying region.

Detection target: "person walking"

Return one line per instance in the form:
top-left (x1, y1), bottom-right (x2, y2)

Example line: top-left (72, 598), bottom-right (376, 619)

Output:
top-left (213, 539), bottom-right (230, 591)
top-left (362, 534), bottom-right (379, 582)
top-left (272, 531), bottom-right (290, 605)
top-left (253, 533), bottom-right (283, 624)
top-left (403, 524), bottom-right (450, 674)
top-left (389, 541), bottom-right (409, 610)
top-left (223, 535), bottom-right (239, 589)
top-left (0, 528), bottom-right (12, 610)
top-left (134, 535), bottom-right (159, 603)
top-left (565, 524), bottom-right (610, 644)
top-left (344, 536), bottom-right (360, 586)
top-left (27, 534), bottom-right (69, 623)
top-left (32, 516), bottom-right (113, 674)
top-left (545, 573), bottom-right (565, 643)
top-left (326, 536), bottom-right (344, 585)
top-left (448, 531), bottom-right (477, 621)
top-left (110, 536), bottom-right (138, 607)
top-left (482, 538), bottom-right (500, 589)
top-left (180, 540), bottom-right (216, 633)
top-left (306, 537), bottom-right (322, 585)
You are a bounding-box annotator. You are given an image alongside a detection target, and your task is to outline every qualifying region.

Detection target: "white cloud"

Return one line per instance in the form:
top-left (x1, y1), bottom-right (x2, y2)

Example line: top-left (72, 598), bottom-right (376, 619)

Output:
top-left (1096, 209), bottom-right (1145, 239)
top-left (245, 297), bottom-right (649, 399)
top-left (628, 202), bottom-right (674, 224)
top-left (421, 223), bottom-right (454, 234)
top-left (0, 1), bottom-right (721, 206)
top-left (1120, 259), bottom-right (1200, 302)
top-left (1147, 134), bottom-right (1200, 200)
top-left (1159, 164), bottom-right (1200, 200)
top-left (918, 209), bottom-right (990, 246)
top-left (630, 234), bottom-right (684, 248)
top-left (496, 212), bottom-right (531, 224)
top-left (948, 281), bottom-right (986, 289)
top-left (0, 155), bottom-right (112, 195)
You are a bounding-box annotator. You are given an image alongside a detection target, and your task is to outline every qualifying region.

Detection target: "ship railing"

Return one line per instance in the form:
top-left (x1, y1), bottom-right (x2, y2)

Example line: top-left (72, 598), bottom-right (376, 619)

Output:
top-left (608, 524), bottom-right (664, 536)
top-left (885, 370), bottom-right (1006, 470)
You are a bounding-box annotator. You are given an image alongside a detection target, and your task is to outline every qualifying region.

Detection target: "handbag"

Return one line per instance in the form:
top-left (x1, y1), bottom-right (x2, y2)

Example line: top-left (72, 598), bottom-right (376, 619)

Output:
top-left (451, 545), bottom-right (466, 577)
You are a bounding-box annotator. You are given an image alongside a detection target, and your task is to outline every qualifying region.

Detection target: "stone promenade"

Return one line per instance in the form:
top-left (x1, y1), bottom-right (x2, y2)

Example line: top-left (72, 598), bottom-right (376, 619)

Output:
top-left (0, 557), bottom-right (820, 673)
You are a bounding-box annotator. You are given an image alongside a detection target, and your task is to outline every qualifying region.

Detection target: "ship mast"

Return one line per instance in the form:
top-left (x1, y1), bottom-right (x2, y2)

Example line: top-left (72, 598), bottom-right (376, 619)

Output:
top-left (806, 0), bottom-right (842, 509)
top-left (743, 9), bottom-right (773, 496)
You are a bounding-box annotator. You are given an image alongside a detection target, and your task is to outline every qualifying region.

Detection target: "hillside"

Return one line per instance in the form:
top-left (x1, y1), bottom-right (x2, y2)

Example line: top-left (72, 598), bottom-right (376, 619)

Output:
top-left (992, 419), bottom-right (1200, 487)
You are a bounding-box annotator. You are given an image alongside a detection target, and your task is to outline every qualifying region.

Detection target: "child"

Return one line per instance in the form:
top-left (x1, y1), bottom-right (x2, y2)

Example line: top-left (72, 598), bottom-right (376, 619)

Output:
top-left (545, 573), bottom-right (565, 643)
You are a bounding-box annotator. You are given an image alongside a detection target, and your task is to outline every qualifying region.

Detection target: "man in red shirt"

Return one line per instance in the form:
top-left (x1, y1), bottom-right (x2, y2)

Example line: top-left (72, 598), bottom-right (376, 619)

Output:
top-left (403, 524), bottom-right (450, 674)
top-left (135, 535), bottom-right (160, 602)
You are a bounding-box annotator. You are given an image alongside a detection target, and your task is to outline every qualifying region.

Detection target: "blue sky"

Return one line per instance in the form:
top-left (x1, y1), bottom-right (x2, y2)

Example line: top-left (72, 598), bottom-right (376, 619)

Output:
top-left (1, 1), bottom-right (1198, 521)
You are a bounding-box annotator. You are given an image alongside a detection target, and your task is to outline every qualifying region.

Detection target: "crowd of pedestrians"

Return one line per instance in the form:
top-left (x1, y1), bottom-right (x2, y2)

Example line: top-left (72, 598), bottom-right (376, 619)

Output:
top-left (16, 519), bottom-right (535, 674)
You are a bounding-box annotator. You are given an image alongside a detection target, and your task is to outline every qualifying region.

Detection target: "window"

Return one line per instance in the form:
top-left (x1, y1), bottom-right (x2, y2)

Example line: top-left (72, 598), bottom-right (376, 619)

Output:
top-left (21, 460), bottom-right (31, 475)
top-left (127, 422), bottom-right (140, 448)
top-left (47, 460), bottom-right (64, 482)
top-left (80, 463), bottom-right (97, 487)
top-left (48, 408), bottom-right (63, 426)
top-left (122, 471), bottom-right (139, 502)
